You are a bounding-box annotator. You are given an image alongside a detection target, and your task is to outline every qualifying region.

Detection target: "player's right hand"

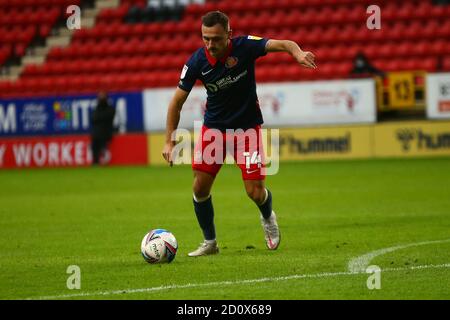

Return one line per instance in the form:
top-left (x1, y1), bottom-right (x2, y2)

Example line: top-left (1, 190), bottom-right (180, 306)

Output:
top-left (162, 143), bottom-right (174, 167)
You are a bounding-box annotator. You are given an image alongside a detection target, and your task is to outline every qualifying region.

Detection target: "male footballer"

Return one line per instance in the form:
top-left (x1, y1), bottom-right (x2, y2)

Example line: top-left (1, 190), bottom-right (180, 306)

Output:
top-left (163, 11), bottom-right (316, 256)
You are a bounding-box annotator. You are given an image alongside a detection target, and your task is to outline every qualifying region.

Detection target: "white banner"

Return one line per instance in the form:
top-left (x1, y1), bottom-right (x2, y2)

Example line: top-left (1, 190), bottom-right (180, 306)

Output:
top-left (426, 73), bottom-right (450, 119)
top-left (144, 79), bottom-right (376, 131)
top-left (144, 87), bottom-right (206, 132)
top-left (258, 79), bottom-right (376, 126)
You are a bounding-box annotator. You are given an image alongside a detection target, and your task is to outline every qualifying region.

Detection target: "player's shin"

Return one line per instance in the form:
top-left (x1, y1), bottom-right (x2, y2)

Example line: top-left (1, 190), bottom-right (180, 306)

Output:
top-left (193, 194), bottom-right (216, 240)
top-left (258, 188), bottom-right (273, 220)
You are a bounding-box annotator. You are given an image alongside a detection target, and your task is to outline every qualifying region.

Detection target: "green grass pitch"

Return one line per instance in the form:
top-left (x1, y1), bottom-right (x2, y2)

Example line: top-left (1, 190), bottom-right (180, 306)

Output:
top-left (0, 158), bottom-right (449, 300)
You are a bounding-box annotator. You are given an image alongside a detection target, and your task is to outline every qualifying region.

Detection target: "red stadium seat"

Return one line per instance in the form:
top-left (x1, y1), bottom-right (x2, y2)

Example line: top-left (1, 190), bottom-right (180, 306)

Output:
top-left (422, 58), bottom-right (438, 72)
top-left (0, 81), bottom-right (11, 95)
top-left (22, 64), bottom-right (39, 76)
top-left (412, 2), bottom-right (432, 20)
top-left (335, 62), bottom-right (353, 77)
top-left (299, 66), bottom-right (318, 81)
top-left (443, 57), bottom-right (450, 71)
top-left (412, 41), bottom-right (429, 57)
top-left (322, 26), bottom-right (340, 44)
top-left (316, 63), bottom-right (335, 79)
top-left (422, 21), bottom-right (440, 40)
top-left (53, 77), bottom-right (68, 93)
top-left (349, 26), bottom-right (367, 42)
top-left (396, 3), bottom-right (415, 21)
top-left (381, 3), bottom-right (397, 22)
top-left (14, 43), bottom-right (27, 57)
top-left (438, 20), bottom-right (450, 38)
top-left (52, 62), bottom-right (66, 75)
top-left (255, 67), bottom-right (272, 83)
top-left (315, 7), bottom-right (334, 25)
top-left (386, 22), bottom-right (405, 41)
top-left (394, 41), bottom-right (414, 58)
top-left (430, 40), bottom-right (448, 56)
top-left (429, 4), bottom-right (447, 19)
top-left (345, 45), bottom-right (363, 60)
top-left (80, 75), bottom-right (99, 92)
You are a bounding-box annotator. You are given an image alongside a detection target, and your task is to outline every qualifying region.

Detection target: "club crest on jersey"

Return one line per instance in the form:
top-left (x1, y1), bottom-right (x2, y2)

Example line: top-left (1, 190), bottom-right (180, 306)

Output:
top-left (225, 56), bottom-right (238, 68)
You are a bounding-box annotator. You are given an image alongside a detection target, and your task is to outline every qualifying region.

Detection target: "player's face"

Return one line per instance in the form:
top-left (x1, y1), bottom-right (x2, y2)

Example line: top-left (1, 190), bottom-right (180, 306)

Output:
top-left (201, 24), bottom-right (231, 59)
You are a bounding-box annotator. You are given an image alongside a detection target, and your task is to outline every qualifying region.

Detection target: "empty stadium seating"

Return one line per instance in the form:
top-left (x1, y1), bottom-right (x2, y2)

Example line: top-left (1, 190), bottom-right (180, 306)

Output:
top-left (0, 0), bottom-right (81, 66)
top-left (0, 0), bottom-right (449, 97)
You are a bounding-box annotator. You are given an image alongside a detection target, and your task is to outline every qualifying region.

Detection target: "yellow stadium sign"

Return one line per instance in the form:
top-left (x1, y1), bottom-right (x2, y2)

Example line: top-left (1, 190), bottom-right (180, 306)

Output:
top-left (148, 133), bottom-right (166, 165)
top-left (374, 121), bottom-right (450, 157)
top-left (147, 121), bottom-right (450, 165)
top-left (388, 72), bottom-right (415, 109)
top-left (148, 131), bottom-right (197, 165)
top-left (278, 127), bottom-right (372, 161)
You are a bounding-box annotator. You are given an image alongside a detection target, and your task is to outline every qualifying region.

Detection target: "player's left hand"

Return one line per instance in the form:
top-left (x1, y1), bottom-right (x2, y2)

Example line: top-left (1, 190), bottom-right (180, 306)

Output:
top-left (296, 51), bottom-right (317, 69)
top-left (162, 142), bottom-right (174, 167)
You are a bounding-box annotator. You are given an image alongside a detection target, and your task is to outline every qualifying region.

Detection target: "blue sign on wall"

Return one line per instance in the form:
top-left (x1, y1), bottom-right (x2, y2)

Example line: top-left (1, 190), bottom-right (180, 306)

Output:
top-left (0, 91), bottom-right (144, 137)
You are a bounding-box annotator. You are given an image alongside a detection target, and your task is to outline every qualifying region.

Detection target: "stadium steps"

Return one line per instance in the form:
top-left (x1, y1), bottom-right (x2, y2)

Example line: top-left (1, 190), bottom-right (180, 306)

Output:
top-left (0, 66), bottom-right (22, 82)
top-left (0, 0), bottom-right (120, 82)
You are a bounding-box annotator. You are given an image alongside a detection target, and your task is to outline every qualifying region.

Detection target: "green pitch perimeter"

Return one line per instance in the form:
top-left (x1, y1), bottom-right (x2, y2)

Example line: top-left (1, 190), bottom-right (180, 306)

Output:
top-left (0, 158), bottom-right (449, 300)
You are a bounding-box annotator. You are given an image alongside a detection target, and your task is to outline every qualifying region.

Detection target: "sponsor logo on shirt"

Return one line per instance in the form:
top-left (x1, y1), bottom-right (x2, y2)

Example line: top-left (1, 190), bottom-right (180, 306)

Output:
top-left (206, 70), bottom-right (248, 92)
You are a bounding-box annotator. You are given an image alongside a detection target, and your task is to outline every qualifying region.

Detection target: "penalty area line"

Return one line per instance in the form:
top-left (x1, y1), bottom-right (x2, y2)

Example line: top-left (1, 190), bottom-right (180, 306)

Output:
top-left (348, 238), bottom-right (450, 273)
top-left (27, 263), bottom-right (450, 300)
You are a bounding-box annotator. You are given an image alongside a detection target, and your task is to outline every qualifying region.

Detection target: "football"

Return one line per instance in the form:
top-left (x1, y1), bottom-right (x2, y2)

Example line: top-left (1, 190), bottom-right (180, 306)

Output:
top-left (141, 229), bottom-right (178, 264)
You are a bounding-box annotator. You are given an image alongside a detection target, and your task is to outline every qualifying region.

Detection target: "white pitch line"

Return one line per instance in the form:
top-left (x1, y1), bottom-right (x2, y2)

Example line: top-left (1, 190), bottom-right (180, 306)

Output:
top-left (27, 263), bottom-right (450, 300)
top-left (348, 238), bottom-right (450, 274)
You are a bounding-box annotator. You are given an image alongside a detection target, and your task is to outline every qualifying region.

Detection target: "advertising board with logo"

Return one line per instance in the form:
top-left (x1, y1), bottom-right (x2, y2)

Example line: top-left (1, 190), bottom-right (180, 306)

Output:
top-left (0, 92), bottom-right (144, 137)
top-left (0, 133), bottom-right (148, 168)
top-left (143, 79), bottom-right (376, 132)
top-left (426, 73), bottom-right (450, 119)
top-left (388, 72), bottom-right (416, 109)
top-left (147, 125), bottom-right (374, 164)
top-left (147, 120), bottom-right (450, 165)
top-left (258, 79), bottom-right (376, 127)
top-left (374, 121), bottom-right (450, 157)
top-left (144, 87), bottom-right (206, 132)
top-left (278, 126), bottom-right (373, 161)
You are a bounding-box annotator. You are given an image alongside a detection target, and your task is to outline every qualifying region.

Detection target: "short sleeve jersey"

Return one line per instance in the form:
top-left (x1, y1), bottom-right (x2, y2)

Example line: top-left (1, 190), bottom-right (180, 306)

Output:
top-left (178, 35), bottom-right (268, 131)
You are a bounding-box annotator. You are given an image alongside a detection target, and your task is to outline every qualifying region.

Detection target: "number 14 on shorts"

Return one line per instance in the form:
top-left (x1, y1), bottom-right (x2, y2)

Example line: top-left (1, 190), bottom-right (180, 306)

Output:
top-left (243, 151), bottom-right (262, 169)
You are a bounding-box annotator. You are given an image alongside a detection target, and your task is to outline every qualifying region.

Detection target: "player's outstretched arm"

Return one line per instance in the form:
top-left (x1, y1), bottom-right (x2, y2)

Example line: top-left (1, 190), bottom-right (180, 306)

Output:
top-left (265, 39), bottom-right (316, 69)
top-left (162, 87), bottom-right (190, 166)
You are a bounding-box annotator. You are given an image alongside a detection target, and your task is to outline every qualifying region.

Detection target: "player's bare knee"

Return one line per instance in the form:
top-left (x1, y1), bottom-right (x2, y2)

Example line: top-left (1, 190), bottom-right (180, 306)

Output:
top-left (193, 184), bottom-right (209, 199)
top-left (193, 171), bottom-right (215, 198)
top-left (246, 184), bottom-right (265, 204)
top-left (193, 179), bottom-right (211, 199)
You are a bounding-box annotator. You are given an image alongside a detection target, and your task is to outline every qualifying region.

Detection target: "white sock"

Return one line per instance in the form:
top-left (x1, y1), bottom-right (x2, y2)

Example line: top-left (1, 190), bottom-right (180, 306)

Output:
top-left (193, 193), bottom-right (211, 203)
top-left (259, 188), bottom-right (269, 206)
